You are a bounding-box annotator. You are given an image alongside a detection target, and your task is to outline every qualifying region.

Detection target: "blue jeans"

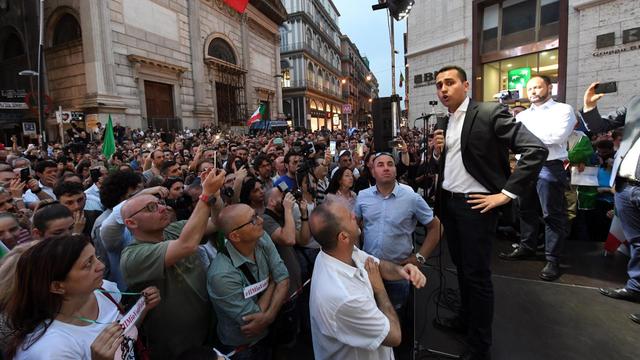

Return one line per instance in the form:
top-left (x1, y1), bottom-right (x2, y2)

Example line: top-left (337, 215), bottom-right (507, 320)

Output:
top-left (520, 161), bottom-right (568, 263)
top-left (614, 184), bottom-right (640, 292)
top-left (383, 279), bottom-right (410, 311)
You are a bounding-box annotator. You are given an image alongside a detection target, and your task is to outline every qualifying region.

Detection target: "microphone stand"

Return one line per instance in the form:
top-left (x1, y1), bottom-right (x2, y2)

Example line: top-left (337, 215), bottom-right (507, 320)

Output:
top-left (414, 102), bottom-right (460, 360)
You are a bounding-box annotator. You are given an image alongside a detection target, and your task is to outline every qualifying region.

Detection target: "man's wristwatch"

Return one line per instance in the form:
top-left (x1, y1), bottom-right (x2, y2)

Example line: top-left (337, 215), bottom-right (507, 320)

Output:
top-left (199, 193), bottom-right (217, 206)
top-left (416, 253), bottom-right (426, 265)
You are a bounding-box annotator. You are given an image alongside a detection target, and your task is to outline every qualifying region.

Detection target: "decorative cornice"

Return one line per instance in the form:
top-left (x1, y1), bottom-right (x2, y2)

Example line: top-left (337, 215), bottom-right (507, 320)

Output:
top-left (127, 55), bottom-right (188, 74)
top-left (205, 57), bottom-right (248, 74)
top-left (572, 0), bottom-right (616, 11)
top-left (405, 37), bottom-right (468, 58)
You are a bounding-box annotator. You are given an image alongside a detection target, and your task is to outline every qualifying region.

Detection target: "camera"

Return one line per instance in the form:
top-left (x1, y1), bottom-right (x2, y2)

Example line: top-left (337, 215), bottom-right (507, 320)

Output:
top-left (292, 140), bottom-right (315, 157)
top-left (234, 159), bottom-right (244, 170)
top-left (277, 181), bottom-right (303, 201)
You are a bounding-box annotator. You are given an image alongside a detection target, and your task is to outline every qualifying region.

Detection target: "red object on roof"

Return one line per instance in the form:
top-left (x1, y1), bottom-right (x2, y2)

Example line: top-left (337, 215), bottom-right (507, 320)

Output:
top-left (224, 0), bottom-right (249, 13)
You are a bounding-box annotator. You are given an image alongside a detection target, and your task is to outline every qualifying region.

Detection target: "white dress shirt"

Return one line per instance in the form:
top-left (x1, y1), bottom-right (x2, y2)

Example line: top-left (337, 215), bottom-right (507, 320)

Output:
top-left (442, 97), bottom-right (490, 194)
top-left (310, 248), bottom-right (393, 360)
top-left (516, 99), bottom-right (576, 161)
top-left (22, 181), bottom-right (56, 207)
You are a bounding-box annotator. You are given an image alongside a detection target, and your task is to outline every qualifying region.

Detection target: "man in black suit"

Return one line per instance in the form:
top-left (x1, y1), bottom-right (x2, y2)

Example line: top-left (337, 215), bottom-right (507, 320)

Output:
top-left (580, 82), bottom-right (640, 324)
top-left (432, 66), bottom-right (548, 359)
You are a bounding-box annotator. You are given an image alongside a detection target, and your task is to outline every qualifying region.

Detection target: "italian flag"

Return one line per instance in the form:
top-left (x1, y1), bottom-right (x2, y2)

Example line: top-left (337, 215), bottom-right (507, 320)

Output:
top-left (224, 0), bottom-right (250, 13)
top-left (247, 103), bottom-right (266, 126)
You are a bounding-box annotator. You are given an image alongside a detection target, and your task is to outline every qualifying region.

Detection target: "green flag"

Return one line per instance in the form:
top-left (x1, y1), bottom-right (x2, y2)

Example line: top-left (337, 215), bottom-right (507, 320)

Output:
top-left (102, 115), bottom-right (116, 160)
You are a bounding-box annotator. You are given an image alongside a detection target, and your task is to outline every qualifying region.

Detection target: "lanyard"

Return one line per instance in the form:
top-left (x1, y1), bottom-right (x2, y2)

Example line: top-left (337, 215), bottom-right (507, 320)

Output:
top-left (70, 289), bottom-right (143, 325)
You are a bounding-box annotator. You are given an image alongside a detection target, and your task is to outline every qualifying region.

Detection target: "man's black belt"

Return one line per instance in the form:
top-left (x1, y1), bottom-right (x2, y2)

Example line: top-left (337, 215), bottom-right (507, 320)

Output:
top-left (616, 177), bottom-right (640, 188)
top-left (440, 189), bottom-right (490, 199)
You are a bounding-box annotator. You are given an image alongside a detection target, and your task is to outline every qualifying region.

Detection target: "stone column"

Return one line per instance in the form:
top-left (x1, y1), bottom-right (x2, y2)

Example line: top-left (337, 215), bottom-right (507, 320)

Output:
top-left (241, 13), bottom-right (252, 115)
top-left (188, 0), bottom-right (213, 126)
top-left (275, 33), bottom-right (284, 119)
top-left (79, 0), bottom-right (124, 111)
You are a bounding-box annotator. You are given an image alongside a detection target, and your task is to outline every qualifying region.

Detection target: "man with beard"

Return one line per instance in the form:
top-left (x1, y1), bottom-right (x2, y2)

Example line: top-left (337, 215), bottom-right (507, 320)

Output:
top-left (143, 149), bottom-right (165, 183)
top-left (500, 75), bottom-right (576, 282)
top-left (120, 169), bottom-right (225, 359)
top-left (309, 199), bottom-right (426, 359)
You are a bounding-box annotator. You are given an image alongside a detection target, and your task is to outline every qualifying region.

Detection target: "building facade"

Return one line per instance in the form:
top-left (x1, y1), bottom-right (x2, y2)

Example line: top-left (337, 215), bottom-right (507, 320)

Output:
top-left (0, 0), bottom-right (287, 141)
top-left (279, 0), bottom-right (344, 131)
top-left (406, 0), bottom-right (640, 124)
top-left (340, 35), bottom-right (378, 128)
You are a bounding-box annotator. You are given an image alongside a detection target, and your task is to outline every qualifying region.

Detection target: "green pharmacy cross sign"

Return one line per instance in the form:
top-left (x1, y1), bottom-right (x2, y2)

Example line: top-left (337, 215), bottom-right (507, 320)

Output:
top-left (507, 67), bottom-right (531, 91)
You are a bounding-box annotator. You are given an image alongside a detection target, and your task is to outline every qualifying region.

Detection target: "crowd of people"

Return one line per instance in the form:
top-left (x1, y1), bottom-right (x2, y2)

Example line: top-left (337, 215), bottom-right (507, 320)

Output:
top-left (0, 64), bottom-right (638, 360)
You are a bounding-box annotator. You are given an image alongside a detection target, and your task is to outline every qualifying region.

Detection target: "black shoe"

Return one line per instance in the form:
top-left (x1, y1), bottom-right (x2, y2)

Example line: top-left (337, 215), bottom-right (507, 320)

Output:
top-left (599, 288), bottom-right (640, 303)
top-left (539, 261), bottom-right (561, 281)
top-left (433, 315), bottom-right (467, 335)
top-left (499, 246), bottom-right (535, 260)
top-left (631, 313), bottom-right (640, 325)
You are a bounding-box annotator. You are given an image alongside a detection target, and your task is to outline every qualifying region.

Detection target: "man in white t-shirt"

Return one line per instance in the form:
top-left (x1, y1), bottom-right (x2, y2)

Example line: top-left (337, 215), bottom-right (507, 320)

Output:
top-left (308, 199), bottom-right (426, 360)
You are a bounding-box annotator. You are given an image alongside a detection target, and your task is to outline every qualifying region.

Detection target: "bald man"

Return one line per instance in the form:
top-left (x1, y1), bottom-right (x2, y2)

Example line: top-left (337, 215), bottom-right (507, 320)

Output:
top-left (208, 204), bottom-right (289, 358)
top-left (120, 169), bottom-right (225, 360)
top-left (309, 199), bottom-right (426, 360)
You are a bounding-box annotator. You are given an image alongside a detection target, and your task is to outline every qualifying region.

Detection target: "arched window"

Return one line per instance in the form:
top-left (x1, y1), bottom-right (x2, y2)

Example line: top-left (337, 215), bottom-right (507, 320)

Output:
top-left (317, 69), bottom-right (323, 88)
top-left (307, 63), bottom-right (314, 83)
top-left (208, 38), bottom-right (237, 65)
top-left (52, 14), bottom-right (81, 46)
top-left (1, 32), bottom-right (24, 60)
top-left (306, 29), bottom-right (313, 47)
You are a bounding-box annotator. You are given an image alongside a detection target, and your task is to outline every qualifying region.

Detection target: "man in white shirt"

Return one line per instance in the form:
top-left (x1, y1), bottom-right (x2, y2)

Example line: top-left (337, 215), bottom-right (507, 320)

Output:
top-left (22, 160), bottom-right (58, 209)
top-left (500, 75), bottom-right (577, 281)
top-left (308, 199), bottom-right (426, 360)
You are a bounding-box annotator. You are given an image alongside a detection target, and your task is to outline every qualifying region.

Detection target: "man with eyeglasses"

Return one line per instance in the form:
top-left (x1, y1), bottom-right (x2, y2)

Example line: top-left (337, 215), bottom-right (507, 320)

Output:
top-left (120, 169), bottom-right (226, 359)
top-left (208, 203), bottom-right (290, 359)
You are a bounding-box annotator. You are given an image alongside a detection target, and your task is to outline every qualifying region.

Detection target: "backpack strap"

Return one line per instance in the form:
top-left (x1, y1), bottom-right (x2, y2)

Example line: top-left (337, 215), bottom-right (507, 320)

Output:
top-left (100, 287), bottom-right (125, 315)
top-left (218, 244), bottom-right (258, 285)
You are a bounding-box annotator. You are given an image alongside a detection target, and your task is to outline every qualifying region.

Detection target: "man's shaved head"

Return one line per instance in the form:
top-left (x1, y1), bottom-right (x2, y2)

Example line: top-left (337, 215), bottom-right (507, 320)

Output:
top-left (218, 203), bottom-right (253, 236)
top-left (121, 194), bottom-right (156, 219)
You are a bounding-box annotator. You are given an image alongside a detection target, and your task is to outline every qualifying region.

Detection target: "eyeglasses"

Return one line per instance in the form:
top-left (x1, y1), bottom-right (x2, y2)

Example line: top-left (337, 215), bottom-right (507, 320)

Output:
top-left (230, 212), bottom-right (260, 233)
top-left (128, 199), bottom-right (165, 218)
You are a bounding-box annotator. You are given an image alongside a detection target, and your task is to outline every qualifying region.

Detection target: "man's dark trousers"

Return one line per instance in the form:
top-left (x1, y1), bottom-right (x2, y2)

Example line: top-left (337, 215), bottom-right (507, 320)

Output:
top-left (441, 193), bottom-right (498, 354)
top-left (519, 160), bottom-right (568, 262)
top-left (615, 182), bottom-right (640, 292)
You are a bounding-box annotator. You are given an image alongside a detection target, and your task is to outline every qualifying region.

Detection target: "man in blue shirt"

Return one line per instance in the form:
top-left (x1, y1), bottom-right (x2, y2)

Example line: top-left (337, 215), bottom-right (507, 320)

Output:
top-left (354, 152), bottom-right (441, 355)
top-left (273, 151), bottom-right (302, 191)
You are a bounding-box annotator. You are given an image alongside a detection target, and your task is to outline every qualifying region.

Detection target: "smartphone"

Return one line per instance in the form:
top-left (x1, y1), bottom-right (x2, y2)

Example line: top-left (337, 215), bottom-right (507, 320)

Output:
top-left (20, 168), bottom-right (30, 182)
top-left (329, 141), bottom-right (336, 156)
top-left (90, 168), bottom-right (101, 183)
top-left (594, 81), bottom-right (617, 94)
top-left (356, 143), bottom-right (364, 157)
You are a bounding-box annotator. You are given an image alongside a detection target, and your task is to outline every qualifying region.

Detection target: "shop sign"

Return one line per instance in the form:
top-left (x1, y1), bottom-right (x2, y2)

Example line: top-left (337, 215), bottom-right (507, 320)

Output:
top-left (0, 102), bottom-right (28, 110)
top-left (593, 27), bottom-right (640, 57)
top-left (414, 71), bottom-right (439, 88)
top-left (507, 67), bottom-right (531, 92)
top-left (309, 109), bottom-right (326, 118)
top-left (0, 89), bottom-right (28, 100)
top-left (22, 122), bottom-right (37, 135)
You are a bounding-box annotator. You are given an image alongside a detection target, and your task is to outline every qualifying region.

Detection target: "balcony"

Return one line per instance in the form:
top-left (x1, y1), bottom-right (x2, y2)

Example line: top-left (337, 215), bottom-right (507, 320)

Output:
top-left (280, 41), bottom-right (341, 74)
top-left (286, 79), bottom-right (342, 99)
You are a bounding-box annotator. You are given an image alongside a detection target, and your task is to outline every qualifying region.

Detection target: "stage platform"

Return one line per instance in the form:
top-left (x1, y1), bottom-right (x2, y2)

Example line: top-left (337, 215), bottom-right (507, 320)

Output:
top-left (414, 238), bottom-right (640, 360)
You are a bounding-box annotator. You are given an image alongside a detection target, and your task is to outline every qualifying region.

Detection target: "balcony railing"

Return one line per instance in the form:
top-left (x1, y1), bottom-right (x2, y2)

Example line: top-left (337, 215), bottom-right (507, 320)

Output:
top-left (286, 79), bottom-right (343, 98)
top-left (280, 41), bottom-right (340, 74)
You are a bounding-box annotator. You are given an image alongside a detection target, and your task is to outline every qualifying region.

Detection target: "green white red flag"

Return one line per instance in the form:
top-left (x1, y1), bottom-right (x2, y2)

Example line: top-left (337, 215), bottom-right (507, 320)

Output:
top-left (247, 103), bottom-right (266, 126)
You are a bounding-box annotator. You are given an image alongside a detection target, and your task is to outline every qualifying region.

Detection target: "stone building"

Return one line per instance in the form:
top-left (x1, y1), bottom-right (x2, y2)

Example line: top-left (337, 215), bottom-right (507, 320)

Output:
top-left (279, 0), bottom-right (344, 131)
top-left (405, 0), bottom-right (640, 124)
top-left (0, 0), bottom-right (287, 140)
top-left (340, 34), bottom-right (378, 128)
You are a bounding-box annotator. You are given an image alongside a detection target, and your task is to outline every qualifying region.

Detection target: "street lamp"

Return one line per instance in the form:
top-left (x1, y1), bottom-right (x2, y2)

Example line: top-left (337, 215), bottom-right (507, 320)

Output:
top-left (18, 70), bottom-right (39, 77)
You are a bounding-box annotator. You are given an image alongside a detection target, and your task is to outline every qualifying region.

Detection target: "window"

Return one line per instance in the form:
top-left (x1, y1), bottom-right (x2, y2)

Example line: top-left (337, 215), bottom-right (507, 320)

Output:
top-left (307, 63), bottom-right (315, 83)
top-left (208, 38), bottom-right (236, 64)
top-left (482, 49), bottom-right (558, 102)
top-left (282, 69), bottom-right (291, 88)
top-left (1, 32), bottom-right (24, 60)
top-left (52, 14), bottom-right (81, 46)
top-left (480, 0), bottom-right (560, 53)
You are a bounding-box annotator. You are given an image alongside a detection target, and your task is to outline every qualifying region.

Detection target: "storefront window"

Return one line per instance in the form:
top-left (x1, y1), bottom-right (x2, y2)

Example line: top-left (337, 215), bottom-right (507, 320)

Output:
top-left (482, 49), bottom-right (558, 102)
